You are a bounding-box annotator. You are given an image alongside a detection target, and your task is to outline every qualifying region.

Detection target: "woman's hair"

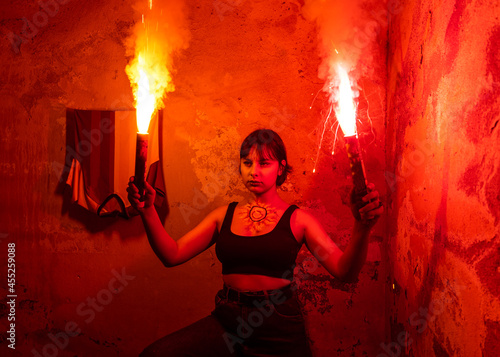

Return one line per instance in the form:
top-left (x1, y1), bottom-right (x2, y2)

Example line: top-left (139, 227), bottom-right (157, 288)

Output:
top-left (240, 129), bottom-right (292, 186)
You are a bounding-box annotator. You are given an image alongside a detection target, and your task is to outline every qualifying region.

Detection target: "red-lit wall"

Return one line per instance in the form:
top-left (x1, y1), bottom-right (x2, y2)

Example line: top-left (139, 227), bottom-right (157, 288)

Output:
top-left (0, 0), bottom-right (497, 356)
top-left (385, 0), bottom-right (500, 355)
top-left (0, 1), bottom-right (387, 356)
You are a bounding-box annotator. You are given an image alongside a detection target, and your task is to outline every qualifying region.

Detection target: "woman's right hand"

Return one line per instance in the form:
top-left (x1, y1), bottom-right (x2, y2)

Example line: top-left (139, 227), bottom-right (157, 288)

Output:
top-left (127, 177), bottom-right (156, 213)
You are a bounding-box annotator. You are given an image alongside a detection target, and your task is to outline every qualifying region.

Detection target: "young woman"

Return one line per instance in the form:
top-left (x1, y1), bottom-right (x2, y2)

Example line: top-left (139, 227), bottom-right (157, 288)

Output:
top-left (127, 129), bottom-right (383, 357)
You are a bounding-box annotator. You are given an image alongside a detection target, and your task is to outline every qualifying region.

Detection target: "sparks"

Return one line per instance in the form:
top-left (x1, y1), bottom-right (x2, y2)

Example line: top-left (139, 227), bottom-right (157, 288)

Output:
top-left (334, 64), bottom-right (357, 137)
top-left (311, 64), bottom-right (358, 173)
top-left (126, 0), bottom-right (177, 135)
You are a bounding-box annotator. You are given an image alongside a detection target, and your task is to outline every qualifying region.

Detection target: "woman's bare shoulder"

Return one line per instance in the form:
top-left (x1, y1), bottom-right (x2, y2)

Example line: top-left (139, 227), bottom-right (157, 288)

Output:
top-left (292, 206), bottom-right (315, 221)
top-left (209, 204), bottom-right (232, 225)
top-left (291, 206), bottom-right (324, 229)
top-left (211, 204), bottom-right (229, 217)
top-left (290, 206), bottom-right (320, 241)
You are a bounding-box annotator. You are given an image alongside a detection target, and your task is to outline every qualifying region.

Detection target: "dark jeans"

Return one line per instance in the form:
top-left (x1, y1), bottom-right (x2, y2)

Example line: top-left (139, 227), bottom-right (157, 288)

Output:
top-left (139, 285), bottom-right (312, 356)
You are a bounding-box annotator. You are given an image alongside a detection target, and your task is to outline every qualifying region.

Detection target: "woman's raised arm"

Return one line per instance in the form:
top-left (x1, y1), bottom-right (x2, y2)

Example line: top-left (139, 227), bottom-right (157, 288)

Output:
top-left (127, 178), bottom-right (226, 267)
top-left (298, 183), bottom-right (382, 282)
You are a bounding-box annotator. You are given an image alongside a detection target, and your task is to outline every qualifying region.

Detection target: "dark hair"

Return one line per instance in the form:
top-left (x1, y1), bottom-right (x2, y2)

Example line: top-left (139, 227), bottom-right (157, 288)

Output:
top-left (239, 129), bottom-right (292, 186)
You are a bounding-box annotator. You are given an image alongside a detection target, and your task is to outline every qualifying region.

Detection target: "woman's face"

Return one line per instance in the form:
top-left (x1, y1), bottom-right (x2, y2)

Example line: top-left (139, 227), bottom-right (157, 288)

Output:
top-left (240, 147), bottom-right (283, 195)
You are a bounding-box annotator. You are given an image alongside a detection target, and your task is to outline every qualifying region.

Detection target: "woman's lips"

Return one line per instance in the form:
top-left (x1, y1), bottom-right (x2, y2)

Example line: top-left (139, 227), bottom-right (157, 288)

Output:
top-left (248, 180), bottom-right (261, 185)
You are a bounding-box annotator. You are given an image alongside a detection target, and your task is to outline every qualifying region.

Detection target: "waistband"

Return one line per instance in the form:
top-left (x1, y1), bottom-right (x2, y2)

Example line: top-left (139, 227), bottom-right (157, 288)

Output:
top-left (222, 284), bottom-right (295, 305)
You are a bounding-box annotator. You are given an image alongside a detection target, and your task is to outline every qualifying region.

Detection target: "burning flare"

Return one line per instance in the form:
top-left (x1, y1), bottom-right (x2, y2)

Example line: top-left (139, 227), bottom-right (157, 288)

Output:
top-left (312, 63), bottom-right (359, 173)
top-left (125, 0), bottom-right (173, 196)
top-left (125, 0), bottom-right (177, 134)
top-left (332, 64), bottom-right (368, 197)
top-left (134, 58), bottom-right (156, 134)
top-left (334, 64), bottom-right (357, 137)
top-left (126, 51), bottom-right (172, 134)
top-left (124, 0), bottom-right (189, 198)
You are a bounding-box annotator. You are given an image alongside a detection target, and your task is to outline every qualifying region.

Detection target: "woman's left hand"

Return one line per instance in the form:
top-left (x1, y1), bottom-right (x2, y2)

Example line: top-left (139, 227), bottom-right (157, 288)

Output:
top-left (353, 183), bottom-right (383, 228)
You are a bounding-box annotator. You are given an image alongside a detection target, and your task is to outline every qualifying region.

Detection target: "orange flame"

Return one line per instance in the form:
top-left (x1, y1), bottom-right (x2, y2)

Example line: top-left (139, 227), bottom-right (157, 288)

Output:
top-left (126, 0), bottom-right (176, 134)
top-left (126, 50), bottom-right (173, 134)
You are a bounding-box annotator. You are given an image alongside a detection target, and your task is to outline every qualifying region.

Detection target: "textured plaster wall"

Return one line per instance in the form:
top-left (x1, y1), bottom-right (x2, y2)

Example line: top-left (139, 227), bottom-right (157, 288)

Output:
top-left (0, 0), bottom-right (388, 356)
top-left (385, 0), bottom-right (500, 356)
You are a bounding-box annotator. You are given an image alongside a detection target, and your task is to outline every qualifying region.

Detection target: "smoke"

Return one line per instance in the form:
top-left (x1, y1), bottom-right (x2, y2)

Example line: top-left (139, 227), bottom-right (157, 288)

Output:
top-left (302, 0), bottom-right (378, 88)
top-left (125, 0), bottom-right (190, 111)
top-left (304, 0), bottom-right (387, 172)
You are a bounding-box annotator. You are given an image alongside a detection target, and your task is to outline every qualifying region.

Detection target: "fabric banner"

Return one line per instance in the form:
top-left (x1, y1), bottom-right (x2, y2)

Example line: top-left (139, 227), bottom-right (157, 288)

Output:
top-left (65, 109), bottom-right (165, 218)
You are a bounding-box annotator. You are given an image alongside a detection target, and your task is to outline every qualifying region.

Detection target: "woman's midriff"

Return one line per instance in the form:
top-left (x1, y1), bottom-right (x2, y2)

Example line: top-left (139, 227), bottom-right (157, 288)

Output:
top-left (223, 274), bottom-right (291, 291)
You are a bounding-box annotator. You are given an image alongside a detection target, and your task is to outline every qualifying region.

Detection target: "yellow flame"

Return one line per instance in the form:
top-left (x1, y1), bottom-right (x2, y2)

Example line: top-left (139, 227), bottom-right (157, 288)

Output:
top-left (126, 2), bottom-right (177, 135)
top-left (126, 43), bottom-right (174, 133)
top-left (334, 64), bottom-right (357, 137)
top-left (126, 54), bottom-right (163, 134)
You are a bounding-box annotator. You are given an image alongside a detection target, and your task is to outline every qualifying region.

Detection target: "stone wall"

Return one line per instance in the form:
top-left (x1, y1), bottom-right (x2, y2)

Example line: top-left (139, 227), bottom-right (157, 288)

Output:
top-left (0, 0), bottom-right (387, 356)
top-left (384, 0), bottom-right (500, 355)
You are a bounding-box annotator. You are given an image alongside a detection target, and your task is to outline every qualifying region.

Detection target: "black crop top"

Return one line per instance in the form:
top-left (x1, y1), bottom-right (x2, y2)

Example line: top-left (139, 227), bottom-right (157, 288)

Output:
top-left (215, 202), bottom-right (302, 281)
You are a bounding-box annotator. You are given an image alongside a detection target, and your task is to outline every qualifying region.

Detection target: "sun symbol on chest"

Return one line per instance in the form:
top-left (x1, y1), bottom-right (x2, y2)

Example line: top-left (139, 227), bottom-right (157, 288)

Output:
top-left (238, 202), bottom-right (280, 235)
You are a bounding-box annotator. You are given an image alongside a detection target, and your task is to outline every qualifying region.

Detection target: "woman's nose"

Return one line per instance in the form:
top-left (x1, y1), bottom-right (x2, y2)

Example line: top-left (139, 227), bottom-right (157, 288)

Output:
top-left (250, 164), bottom-right (259, 176)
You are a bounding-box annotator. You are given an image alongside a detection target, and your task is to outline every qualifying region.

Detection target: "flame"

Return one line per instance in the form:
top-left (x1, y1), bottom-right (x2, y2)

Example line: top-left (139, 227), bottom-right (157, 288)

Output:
top-left (311, 63), bottom-right (358, 173)
top-left (125, 0), bottom-right (178, 135)
top-left (126, 53), bottom-right (167, 134)
top-left (334, 64), bottom-right (357, 137)
top-left (134, 58), bottom-right (155, 134)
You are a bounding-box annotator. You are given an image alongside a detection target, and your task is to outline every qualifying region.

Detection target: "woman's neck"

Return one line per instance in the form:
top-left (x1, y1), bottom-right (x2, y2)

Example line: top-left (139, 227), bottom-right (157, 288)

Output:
top-left (246, 187), bottom-right (283, 207)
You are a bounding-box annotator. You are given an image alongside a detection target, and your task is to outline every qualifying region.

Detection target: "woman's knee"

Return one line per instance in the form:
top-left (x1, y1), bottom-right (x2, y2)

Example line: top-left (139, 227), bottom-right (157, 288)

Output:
top-left (138, 347), bottom-right (154, 357)
top-left (138, 316), bottom-right (227, 357)
top-left (139, 344), bottom-right (180, 357)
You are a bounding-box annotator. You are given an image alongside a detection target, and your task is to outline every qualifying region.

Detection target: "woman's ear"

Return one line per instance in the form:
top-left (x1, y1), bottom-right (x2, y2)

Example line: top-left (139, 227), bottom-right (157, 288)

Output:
top-left (279, 160), bottom-right (286, 175)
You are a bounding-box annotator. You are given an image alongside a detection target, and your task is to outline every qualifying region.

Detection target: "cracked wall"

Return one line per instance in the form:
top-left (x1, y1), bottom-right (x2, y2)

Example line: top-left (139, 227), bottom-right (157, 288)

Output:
top-left (385, 0), bottom-right (500, 355)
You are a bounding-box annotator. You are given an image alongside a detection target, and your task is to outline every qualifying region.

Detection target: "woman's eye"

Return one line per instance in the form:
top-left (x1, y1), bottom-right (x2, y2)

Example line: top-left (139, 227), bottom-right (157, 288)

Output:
top-left (244, 161), bottom-right (252, 166)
